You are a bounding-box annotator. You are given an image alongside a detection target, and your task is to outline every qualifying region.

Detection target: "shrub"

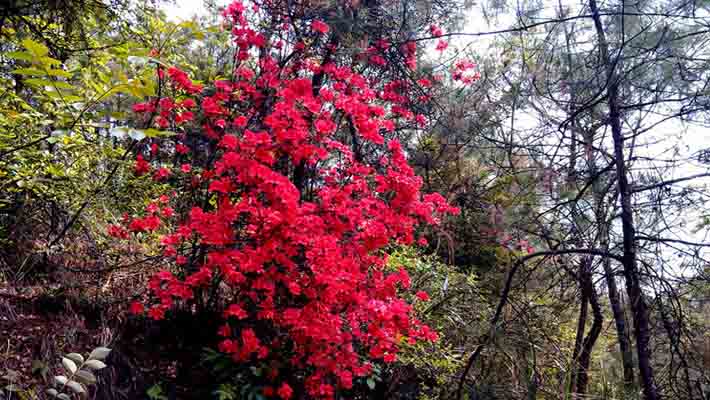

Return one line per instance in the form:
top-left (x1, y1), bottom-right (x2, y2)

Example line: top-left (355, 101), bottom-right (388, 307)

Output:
top-left (110, 1), bottom-right (464, 398)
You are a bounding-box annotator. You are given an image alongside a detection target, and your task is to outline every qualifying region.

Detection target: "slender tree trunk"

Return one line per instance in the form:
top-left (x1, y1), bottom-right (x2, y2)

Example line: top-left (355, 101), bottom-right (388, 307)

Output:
top-left (576, 260), bottom-right (604, 396)
top-left (570, 262), bottom-right (589, 396)
top-left (588, 1), bottom-right (660, 399)
top-left (583, 124), bottom-right (636, 388)
top-left (600, 231), bottom-right (637, 388)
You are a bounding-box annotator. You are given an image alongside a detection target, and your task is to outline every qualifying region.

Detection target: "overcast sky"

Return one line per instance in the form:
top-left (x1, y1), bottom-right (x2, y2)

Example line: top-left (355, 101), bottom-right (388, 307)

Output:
top-left (162, 0), bottom-right (224, 21)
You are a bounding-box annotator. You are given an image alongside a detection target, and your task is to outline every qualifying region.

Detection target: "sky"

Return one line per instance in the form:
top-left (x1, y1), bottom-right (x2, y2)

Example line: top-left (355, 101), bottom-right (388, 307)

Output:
top-left (162, 0), bottom-right (226, 21)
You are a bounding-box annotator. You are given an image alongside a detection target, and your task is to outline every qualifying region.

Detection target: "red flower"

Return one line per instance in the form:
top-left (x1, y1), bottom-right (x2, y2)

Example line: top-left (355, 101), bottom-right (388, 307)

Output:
top-left (148, 306), bottom-right (166, 320)
top-left (175, 143), bottom-right (189, 154)
top-left (132, 102), bottom-right (154, 113)
top-left (134, 154), bottom-right (150, 176)
top-left (218, 339), bottom-right (238, 354)
top-left (175, 111), bottom-right (194, 124)
top-left (158, 97), bottom-right (174, 111)
top-left (146, 203), bottom-right (158, 214)
top-left (107, 225), bottom-right (128, 239)
top-left (314, 118), bottom-right (335, 134)
top-left (234, 115), bottom-right (248, 128)
top-left (129, 301), bottom-right (144, 315)
top-left (179, 98), bottom-right (195, 108)
top-left (417, 78), bottom-right (431, 87)
top-left (277, 383), bottom-right (293, 400)
top-left (240, 328), bottom-right (261, 356)
top-left (311, 20), bottom-right (329, 34)
top-left (217, 324), bottom-right (232, 337)
top-left (224, 304), bottom-right (247, 319)
top-left (153, 167), bottom-right (171, 181)
top-left (415, 291), bottom-right (430, 301)
top-left (436, 39), bottom-right (448, 52)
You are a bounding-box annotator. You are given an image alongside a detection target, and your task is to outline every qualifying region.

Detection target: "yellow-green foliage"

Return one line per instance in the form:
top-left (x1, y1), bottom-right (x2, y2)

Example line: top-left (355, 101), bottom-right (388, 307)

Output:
top-left (387, 246), bottom-right (487, 398)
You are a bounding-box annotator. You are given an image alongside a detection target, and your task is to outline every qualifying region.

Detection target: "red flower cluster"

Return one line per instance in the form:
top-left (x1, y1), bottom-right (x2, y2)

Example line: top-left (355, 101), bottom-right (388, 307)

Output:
top-left (436, 39), bottom-right (449, 52)
top-left (118, 2), bottom-right (465, 398)
top-left (311, 20), bottom-right (329, 34)
top-left (452, 59), bottom-right (481, 84)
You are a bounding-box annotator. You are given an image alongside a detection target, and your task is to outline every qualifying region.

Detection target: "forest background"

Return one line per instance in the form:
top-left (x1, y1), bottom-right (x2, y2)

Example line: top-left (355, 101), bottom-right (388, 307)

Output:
top-left (1, 0), bottom-right (710, 399)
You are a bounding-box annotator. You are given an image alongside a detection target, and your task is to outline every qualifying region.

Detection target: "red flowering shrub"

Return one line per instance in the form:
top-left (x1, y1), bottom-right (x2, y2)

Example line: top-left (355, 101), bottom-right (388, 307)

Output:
top-left (114, 1), bottom-right (466, 398)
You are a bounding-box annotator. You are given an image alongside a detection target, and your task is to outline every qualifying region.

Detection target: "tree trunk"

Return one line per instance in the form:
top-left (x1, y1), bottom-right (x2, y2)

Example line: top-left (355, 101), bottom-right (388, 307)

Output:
top-left (600, 229), bottom-right (637, 389)
top-left (570, 262), bottom-right (588, 396)
top-left (588, 1), bottom-right (660, 399)
top-left (576, 260), bottom-right (604, 396)
top-left (583, 126), bottom-right (636, 389)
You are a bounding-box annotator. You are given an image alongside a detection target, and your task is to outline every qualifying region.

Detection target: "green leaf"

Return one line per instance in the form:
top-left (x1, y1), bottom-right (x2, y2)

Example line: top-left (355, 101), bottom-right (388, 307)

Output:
top-left (66, 380), bottom-right (85, 394)
top-left (110, 84), bottom-right (133, 95)
top-left (74, 370), bottom-right (96, 384)
top-left (62, 95), bottom-right (84, 102)
top-left (23, 78), bottom-right (54, 87)
top-left (366, 378), bottom-right (376, 389)
top-left (6, 51), bottom-right (33, 61)
top-left (46, 69), bottom-right (72, 78)
top-left (47, 165), bottom-right (66, 177)
top-left (65, 353), bottom-right (84, 363)
top-left (213, 384), bottom-right (237, 400)
top-left (88, 347), bottom-right (112, 361)
top-left (58, 394), bottom-right (71, 400)
top-left (24, 78), bottom-right (74, 89)
top-left (54, 375), bottom-right (69, 386)
top-left (147, 384), bottom-right (168, 400)
top-left (84, 359), bottom-right (107, 370)
top-left (11, 68), bottom-right (46, 76)
top-left (39, 56), bottom-right (62, 66)
top-left (49, 80), bottom-right (75, 90)
top-left (145, 128), bottom-right (176, 138)
top-left (46, 388), bottom-right (59, 397)
top-left (4, 384), bottom-right (21, 392)
top-left (22, 38), bottom-right (49, 57)
top-left (62, 357), bottom-right (77, 374)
